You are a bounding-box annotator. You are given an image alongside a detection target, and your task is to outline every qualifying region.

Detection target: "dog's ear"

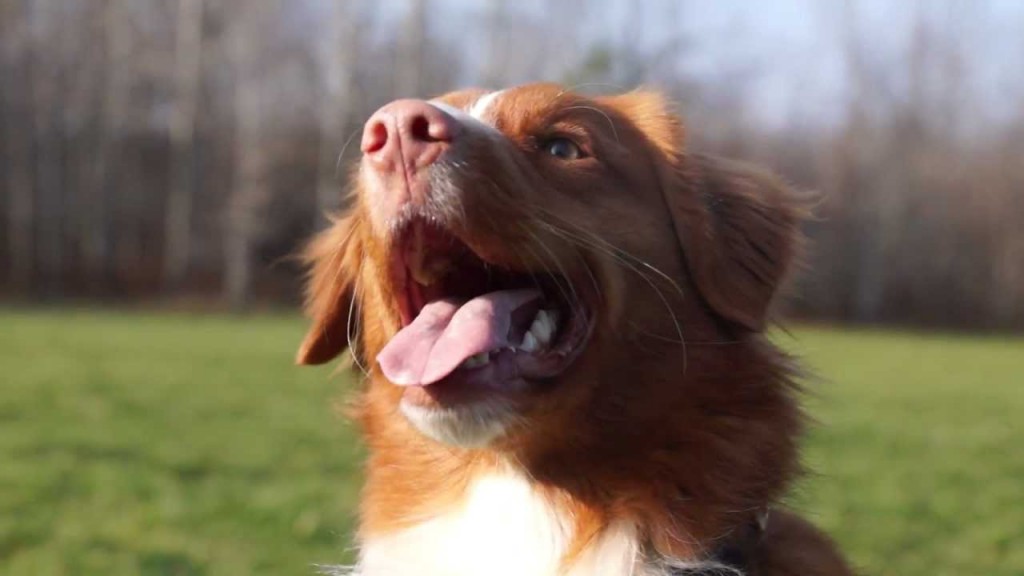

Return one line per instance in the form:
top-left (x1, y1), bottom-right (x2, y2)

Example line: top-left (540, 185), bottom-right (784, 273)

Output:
top-left (601, 90), bottom-right (803, 330)
top-left (665, 155), bottom-right (807, 331)
top-left (296, 214), bottom-right (363, 365)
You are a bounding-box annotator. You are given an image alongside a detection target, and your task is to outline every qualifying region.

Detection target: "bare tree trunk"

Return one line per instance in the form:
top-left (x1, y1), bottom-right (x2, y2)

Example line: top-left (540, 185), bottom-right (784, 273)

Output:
top-left (31, 0), bottom-right (64, 298)
top-left (988, 161), bottom-right (1024, 325)
top-left (162, 0), bottom-right (204, 292)
top-left (394, 0), bottom-right (426, 97)
top-left (314, 0), bottom-right (359, 228)
top-left (223, 6), bottom-right (267, 310)
top-left (2, 0), bottom-right (35, 291)
top-left (837, 0), bottom-right (887, 322)
top-left (82, 0), bottom-right (131, 293)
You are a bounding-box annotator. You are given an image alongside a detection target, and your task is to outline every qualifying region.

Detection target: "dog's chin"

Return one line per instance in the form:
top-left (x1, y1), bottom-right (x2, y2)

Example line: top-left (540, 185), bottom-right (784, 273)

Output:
top-left (399, 394), bottom-right (520, 448)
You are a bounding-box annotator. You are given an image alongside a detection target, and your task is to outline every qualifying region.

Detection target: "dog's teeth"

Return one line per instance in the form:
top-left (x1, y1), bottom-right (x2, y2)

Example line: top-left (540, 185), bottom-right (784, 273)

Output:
top-left (519, 332), bottom-right (539, 353)
top-left (527, 309), bottom-right (559, 347)
top-left (460, 352), bottom-right (490, 369)
top-left (518, 310), bottom-right (560, 353)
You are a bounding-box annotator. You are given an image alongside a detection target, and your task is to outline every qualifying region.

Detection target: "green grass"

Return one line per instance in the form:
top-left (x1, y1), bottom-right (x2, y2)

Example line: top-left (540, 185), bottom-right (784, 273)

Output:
top-left (0, 310), bottom-right (361, 575)
top-left (0, 310), bottom-right (1021, 575)
top-left (783, 327), bottom-right (1024, 576)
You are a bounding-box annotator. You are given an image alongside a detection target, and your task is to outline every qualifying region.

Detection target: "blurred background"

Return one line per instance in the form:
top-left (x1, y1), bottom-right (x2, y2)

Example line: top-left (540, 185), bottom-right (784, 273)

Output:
top-left (1, 1), bottom-right (1022, 575)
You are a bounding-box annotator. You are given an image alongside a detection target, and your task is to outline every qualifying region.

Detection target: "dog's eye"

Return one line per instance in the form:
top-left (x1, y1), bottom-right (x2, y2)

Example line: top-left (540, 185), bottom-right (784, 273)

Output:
top-left (542, 137), bottom-right (584, 160)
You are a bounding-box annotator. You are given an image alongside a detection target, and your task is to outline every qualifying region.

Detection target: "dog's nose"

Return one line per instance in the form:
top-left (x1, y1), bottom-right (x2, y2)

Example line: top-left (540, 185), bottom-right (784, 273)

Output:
top-left (361, 99), bottom-right (459, 172)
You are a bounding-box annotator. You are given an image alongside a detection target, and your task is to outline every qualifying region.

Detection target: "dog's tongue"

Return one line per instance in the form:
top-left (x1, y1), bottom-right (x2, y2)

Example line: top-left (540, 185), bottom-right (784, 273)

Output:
top-left (377, 289), bottom-right (541, 387)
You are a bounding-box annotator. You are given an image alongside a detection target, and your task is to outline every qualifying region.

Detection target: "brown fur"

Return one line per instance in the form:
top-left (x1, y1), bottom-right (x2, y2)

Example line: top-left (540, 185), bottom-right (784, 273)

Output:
top-left (297, 84), bottom-right (853, 575)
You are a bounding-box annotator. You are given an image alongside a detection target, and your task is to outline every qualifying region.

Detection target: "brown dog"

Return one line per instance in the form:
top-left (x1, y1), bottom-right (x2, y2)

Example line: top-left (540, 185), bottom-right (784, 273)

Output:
top-left (297, 84), bottom-right (854, 576)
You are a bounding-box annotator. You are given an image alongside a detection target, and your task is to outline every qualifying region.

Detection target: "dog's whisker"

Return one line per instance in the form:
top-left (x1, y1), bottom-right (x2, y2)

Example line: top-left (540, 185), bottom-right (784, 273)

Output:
top-left (560, 105), bottom-right (621, 144)
top-left (525, 228), bottom-right (580, 308)
top-left (533, 216), bottom-right (687, 363)
top-left (334, 127), bottom-right (364, 178)
top-left (529, 209), bottom-right (688, 364)
top-left (520, 236), bottom-right (575, 316)
top-left (534, 206), bottom-right (686, 302)
top-left (346, 260), bottom-right (369, 378)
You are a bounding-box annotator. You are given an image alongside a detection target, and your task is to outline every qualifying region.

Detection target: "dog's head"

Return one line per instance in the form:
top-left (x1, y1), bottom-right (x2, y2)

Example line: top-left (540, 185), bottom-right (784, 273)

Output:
top-left (297, 84), bottom-right (804, 452)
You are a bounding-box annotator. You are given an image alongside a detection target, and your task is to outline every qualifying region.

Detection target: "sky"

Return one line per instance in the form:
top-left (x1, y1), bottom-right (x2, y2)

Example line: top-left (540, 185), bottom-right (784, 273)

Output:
top-left (317, 0), bottom-right (1024, 130)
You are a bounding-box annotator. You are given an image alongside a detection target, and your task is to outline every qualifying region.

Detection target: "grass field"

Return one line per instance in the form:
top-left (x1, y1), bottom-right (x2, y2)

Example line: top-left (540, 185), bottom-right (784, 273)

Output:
top-left (0, 310), bottom-right (1021, 575)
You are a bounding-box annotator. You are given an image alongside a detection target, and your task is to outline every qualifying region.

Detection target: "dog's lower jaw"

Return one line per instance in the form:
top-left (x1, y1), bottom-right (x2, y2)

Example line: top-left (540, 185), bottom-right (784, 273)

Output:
top-left (398, 396), bottom-right (519, 448)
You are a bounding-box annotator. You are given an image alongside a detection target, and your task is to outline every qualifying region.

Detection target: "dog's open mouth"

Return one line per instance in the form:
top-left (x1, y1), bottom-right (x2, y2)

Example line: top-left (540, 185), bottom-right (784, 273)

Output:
top-left (376, 219), bottom-right (592, 393)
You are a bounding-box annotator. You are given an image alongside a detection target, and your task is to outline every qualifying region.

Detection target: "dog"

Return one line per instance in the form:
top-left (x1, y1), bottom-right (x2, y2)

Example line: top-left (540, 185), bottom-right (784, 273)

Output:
top-left (297, 83), bottom-right (854, 576)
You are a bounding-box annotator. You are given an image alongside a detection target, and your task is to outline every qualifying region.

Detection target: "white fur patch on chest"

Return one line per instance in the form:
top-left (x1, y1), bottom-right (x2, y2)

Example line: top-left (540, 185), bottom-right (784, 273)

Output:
top-left (357, 472), bottom-right (644, 576)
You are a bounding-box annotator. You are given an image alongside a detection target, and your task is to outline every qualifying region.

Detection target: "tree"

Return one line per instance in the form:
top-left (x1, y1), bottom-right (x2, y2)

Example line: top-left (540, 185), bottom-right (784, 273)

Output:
top-left (1, 0), bottom-right (35, 291)
top-left (30, 0), bottom-right (66, 297)
top-left (80, 0), bottom-right (132, 292)
top-left (314, 0), bottom-right (360, 227)
top-left (162, 0), bottom-right (204, 291)
top-left (223, 1), bottom-right (272, 310)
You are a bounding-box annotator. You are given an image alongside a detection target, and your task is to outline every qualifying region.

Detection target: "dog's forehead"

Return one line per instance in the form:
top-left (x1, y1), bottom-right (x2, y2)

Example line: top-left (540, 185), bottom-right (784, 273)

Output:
top-left (431, 84), bottom-right (576, 131)
top-left (432, 88), bottom-right (489, 113)
top-left (429, 89), bottom-right (506, 131)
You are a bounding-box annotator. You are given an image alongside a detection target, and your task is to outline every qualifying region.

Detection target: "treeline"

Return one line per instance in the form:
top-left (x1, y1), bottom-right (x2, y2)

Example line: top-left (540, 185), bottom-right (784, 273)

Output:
top-left (1, 0), bottom-right (1022, 329)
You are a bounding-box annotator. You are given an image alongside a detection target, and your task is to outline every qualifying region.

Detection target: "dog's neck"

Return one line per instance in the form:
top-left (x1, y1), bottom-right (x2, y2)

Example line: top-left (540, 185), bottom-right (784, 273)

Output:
top-left (359, 469), bottom-right (632, 576)
top-left (353, 467), bottom-right (751, 576)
